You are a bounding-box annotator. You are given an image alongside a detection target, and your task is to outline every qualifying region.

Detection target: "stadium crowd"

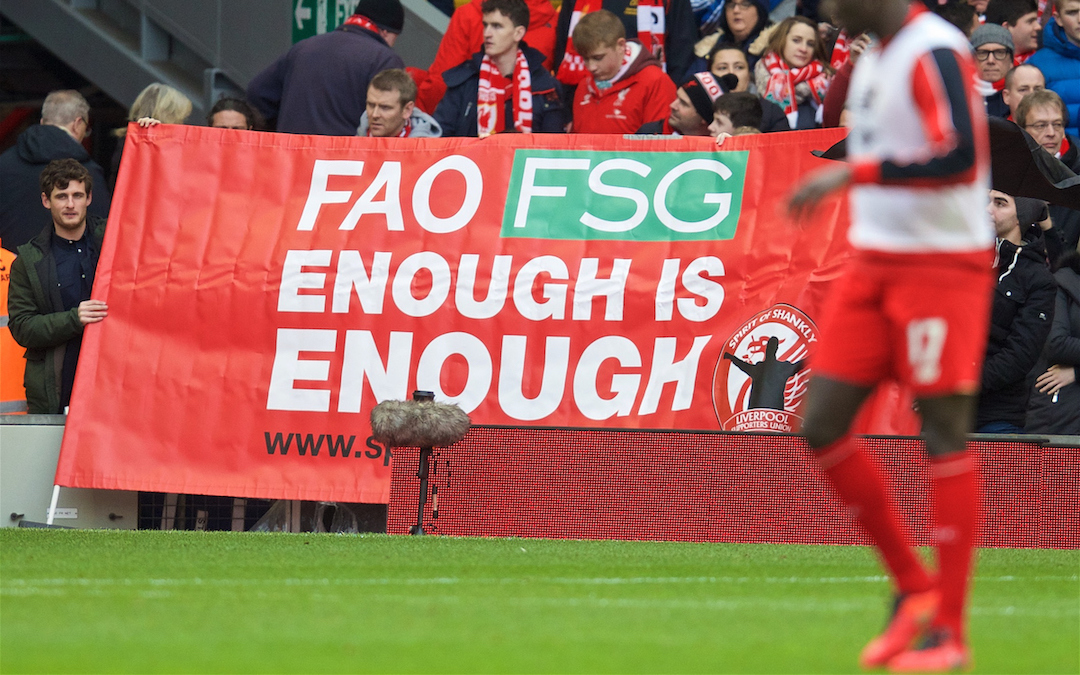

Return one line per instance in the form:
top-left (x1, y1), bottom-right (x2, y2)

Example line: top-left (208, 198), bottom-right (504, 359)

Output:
top-left (1, 2), bottom-right (1076, 669)
top-left (1, 0), bottom-right (1079, 431)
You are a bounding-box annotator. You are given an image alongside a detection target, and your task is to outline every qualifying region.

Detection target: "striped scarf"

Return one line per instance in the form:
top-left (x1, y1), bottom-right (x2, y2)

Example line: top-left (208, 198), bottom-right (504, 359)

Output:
top-left (477, 50), bottom-right (533, 137)
top-left (829, 30), bottom-right (849, 71)
top-left (584, 41), bottom-right (638, 97)
top-left (637, 0), bottom-right (668, 72)
top-left (344, 14), bottom-right (380, 34)
top-left (761, 51), bottom-right (829, 124)
top-left (556, 0), bottom-right (601, 86)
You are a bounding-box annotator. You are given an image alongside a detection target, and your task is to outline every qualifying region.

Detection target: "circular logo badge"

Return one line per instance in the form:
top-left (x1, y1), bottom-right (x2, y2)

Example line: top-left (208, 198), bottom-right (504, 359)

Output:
top-left (713, 303), bottom-right (817, 432)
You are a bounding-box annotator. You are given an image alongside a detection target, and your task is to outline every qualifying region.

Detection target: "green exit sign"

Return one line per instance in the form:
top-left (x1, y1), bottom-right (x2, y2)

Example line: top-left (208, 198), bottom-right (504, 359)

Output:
top-left (292, 0), bottom-right (361, 43)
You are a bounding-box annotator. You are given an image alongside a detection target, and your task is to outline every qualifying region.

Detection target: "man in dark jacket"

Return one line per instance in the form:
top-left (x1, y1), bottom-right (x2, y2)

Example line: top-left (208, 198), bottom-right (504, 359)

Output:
top-left (1016, 89), bottom-right (1080, 263)
top-left (247, 0), bottom-right (405, 135)
top-left (976, 190), bottom-right (1058, 433)
top-left (7, 159), bottom-right (108, 414)
top-left (1026, 251), bottom-right (1080, 434)
top-left (0, 90), bottom-right (111, 253)
top-left (435, 0), bottom-right (565, 137)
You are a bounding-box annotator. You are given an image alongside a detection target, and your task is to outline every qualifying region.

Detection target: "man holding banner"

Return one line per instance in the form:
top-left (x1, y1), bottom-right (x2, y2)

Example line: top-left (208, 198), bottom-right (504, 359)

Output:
top-left (7, 159), bottom-right (108, 415)
top-left (788, 0), bottom-right (993, 671)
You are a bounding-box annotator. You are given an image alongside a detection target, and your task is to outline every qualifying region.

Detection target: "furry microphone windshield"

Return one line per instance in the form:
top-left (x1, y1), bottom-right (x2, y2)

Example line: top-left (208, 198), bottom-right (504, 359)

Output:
top-left (369, 399), bottom-right (471, 448)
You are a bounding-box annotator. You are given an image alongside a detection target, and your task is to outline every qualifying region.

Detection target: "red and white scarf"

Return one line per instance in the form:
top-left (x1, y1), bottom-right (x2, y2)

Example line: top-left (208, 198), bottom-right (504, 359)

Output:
top-left (477, 50), bottom-right (533, 137)
top-left (556, 0), bottom-right (601, 87)
top-left (829, 30), bottom-right (849, 71)
top-left (761, 51), bottom-right (829, 122)
top-left (557, 0), bottom-right (667, 84)
top-left (584, 41), bottom-right (638, 98)
top-left (980, 76), bottom-right (1007, 94)
top-left (637, 0), bottom-right (667, 73)
top-left (344, 14), bottom-right (381, 34)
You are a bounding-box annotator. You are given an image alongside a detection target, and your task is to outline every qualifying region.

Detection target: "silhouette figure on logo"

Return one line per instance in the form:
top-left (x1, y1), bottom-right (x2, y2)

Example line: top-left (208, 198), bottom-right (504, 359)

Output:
top-left (724, 336), bottom-right (806, 410)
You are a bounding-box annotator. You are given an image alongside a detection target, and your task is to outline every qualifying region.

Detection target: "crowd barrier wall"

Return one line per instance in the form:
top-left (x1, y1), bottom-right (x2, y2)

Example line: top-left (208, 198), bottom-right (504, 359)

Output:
top-left (387, 427), bottom-right (1079, 549)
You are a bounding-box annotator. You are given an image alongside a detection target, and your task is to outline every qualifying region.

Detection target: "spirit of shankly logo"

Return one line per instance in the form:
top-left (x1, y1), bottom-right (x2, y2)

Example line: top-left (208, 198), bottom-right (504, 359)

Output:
top-left (712, 304), bottom-right (817, 432)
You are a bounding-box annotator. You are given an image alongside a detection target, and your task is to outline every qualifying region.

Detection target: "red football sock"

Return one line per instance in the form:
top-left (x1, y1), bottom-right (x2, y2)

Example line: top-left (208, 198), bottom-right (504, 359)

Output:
top-left (816, 436), bottom-right (934, 595)
top-left (929, 451), bottom-right (978, 642)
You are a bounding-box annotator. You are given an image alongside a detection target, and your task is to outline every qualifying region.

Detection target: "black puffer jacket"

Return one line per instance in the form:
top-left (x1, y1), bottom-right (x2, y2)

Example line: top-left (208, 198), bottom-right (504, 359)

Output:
top-left (1026, 257), bottom-right (1080, 434)
top-left (977, 238), bottom-right (1058, 429)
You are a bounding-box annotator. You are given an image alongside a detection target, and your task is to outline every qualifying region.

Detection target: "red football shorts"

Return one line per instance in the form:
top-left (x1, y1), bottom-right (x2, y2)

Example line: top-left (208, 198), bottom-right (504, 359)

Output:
top-left (812, 249), bottom-right (995, 398)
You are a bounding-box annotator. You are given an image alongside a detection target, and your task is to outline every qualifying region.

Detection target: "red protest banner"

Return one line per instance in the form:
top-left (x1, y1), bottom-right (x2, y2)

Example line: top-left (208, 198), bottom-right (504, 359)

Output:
top-left (56, 126), bottom-right (851, 502)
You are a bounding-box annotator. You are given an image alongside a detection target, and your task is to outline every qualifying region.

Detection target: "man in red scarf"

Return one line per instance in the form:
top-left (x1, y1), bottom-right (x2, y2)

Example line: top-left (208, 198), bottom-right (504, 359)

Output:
top-left (1016, 89), bottom-right (1080, 258)
top-left (411, 0), bottom-right (557, 115)
top-left (999, 63), bottom-right (1046, 120)
top-left (434, 0), bottom-right (565, 137)
top-left (971, 23), bottom-right (1015, 117)
top-left (986, 0), bottom-right (1043, 64)
top-left (357, 70), bottom-right (443, 138)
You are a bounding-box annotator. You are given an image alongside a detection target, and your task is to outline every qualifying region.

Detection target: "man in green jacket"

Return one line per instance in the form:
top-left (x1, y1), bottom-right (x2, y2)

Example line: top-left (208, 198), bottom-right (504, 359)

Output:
top-left (7, 158), bottom-right (108, 414)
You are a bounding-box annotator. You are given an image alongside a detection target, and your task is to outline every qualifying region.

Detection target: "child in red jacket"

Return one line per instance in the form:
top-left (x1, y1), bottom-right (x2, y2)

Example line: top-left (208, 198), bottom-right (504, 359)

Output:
top-left (569, 10), bottom-right (677, 134)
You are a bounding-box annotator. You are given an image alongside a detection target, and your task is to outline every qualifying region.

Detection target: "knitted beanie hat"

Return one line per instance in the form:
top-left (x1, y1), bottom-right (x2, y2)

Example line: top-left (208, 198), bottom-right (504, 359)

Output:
top-left (1014, 196), bottom-right (1049, 228)
top-left (970, 23), bottom-right (1014, 53)
top-left (681, 72), bottom-right (739, 122)
top-left (356, 0), bottom-right (405, 34)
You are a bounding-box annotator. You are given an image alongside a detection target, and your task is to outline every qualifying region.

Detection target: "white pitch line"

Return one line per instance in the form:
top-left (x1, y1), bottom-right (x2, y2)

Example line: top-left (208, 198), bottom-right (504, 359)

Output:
top-left (1, 574), bottom-right (1075, 589)
top-left (56, 588), bottom-right (1063, 619)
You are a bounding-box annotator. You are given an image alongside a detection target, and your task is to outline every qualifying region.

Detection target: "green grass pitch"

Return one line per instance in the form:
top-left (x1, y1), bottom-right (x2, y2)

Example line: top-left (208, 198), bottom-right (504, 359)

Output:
top-left (1, 530), bottom-right (1076, 673)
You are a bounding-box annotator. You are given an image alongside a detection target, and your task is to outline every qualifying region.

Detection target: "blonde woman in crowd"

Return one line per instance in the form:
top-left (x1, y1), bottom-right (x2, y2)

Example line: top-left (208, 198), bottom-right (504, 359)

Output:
top-left (110, 83), bottom-right (193, 189)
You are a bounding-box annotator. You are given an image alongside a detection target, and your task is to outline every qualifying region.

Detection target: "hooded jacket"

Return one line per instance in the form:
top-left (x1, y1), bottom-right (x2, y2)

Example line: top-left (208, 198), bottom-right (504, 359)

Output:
top-left (356, 108), bottom-right (443, 138)
top-left (434, 45), bottom-right (566, 137)
top-left (1026, 260), bottom-right (1080, 434)
top-left (976, 237), bottom-right (1057, 429)
top-left (572, 41), bottom-right (678, 134)
top-left (7, 217), bottom-right (107, 414)
top-left (0, 125), bottom-right (111, 253)
top-left (1027, 17), bottom-right (1080, 137)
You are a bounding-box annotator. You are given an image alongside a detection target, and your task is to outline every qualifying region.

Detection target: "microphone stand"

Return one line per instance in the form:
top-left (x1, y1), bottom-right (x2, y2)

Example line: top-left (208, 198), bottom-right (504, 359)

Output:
top-left (410, 446), bottom-right (433, 535)
top-left (410, 390), bottom-right (435, 535)
top-left (370, 389), bottom-right (467, 536)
